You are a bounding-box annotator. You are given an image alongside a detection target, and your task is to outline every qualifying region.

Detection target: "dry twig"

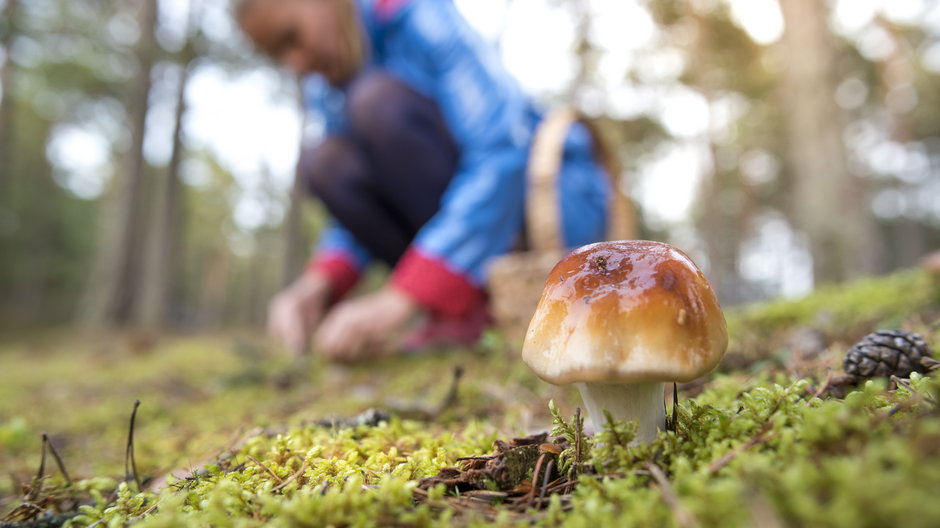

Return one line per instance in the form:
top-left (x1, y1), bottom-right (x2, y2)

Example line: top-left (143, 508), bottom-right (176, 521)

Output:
top-left (125, 400), bottom-right (142, 490)
top-left (271, 459), bottom-right (309, 493)
top-left (245, 456), bottom-right (284, 486)
top-left (708, 423), bottom-right (775, 474)
top-left (538, 460), bottom-right (555, 504)
top-left (646, 462), bottom-right (700, 528)
top-left (808, 370), bottom-right (834, 402)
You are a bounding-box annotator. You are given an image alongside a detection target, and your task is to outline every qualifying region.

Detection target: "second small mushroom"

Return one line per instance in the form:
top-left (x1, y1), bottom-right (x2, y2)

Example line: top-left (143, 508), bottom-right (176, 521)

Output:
top-left (522, 240), bottom-right (728, 444)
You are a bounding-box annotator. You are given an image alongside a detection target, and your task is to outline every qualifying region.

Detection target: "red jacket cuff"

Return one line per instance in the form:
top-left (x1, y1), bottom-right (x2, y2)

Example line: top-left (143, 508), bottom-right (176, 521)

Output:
top-left (376, 0), bottom-right (409, 20)
top-left (305, 252), bottom-right (361, 301)
top-left (391, 248), bottom-right (485, 317)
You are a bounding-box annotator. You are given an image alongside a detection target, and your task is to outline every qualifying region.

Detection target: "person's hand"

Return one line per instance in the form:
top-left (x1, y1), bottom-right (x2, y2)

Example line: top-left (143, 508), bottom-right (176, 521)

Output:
top-left (267, 272), bottom-right (332, 355)
top-left (314, 285), bottom-right (422, 362)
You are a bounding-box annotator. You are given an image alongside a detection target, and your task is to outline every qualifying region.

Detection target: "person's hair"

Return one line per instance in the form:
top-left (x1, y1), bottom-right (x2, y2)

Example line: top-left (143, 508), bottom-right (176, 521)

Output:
top-left (235, 0), bottom-right (365, 79)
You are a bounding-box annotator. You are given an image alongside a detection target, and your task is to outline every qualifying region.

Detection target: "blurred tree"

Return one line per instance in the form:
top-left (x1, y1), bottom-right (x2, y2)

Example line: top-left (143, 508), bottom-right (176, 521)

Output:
top-left (0, 0), bottom-right (108, 325)
top-left (646, 0), bottom-right (779, 301)
top-left (196, 245), bottom-right (230, 329)
top-left (778, 0), bottom-right (878, 284)
top-left (176, 152), bottom-right (235, 328)
top-left (869, 15), bottom-right (931, 269)
top-left (0, 0), bottom-right (18, 184)
top-left (136, 0), bottom-right (203, 329)
top-left (0, 0), bottom-right (20, 304)
top-left (279, 166), bottom-right (309, 288)
top-left (82, 0), bottom-right (160, 328)
top-left (2, 0), bottom-right (938, 334)
top-left (564, 0), bottom-right (595, 107)
top-left (688, 0), bottom-right (763, 302)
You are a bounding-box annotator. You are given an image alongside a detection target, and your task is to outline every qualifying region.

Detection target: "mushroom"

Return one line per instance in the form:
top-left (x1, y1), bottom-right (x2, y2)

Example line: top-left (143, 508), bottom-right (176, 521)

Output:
top-left (522, 240), bottom-right (728, 444)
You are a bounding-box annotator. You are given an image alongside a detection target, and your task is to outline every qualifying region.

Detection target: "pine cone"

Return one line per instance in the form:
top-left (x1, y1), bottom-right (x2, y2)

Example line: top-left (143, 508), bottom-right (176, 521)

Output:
top-left (844, 330), bottom-right (934, 380)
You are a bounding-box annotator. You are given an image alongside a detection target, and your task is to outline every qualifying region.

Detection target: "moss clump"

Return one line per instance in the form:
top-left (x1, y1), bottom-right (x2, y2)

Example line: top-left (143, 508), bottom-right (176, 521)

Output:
top-left (45, 374), bottom-right (940, 527)
top-left (726, 269), bottom-right (939, 364)
top-left (565, 374), bottom-right (940, 528)
top-left (68, 419), bottom-right (498, 527)
top-left (1, 267), bottom-right (938, 526)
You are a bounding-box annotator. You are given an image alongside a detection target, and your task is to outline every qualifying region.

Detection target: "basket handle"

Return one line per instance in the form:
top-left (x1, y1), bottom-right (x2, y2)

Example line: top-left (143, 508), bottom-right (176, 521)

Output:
top-left (526, 107), bottom-right (635, 252)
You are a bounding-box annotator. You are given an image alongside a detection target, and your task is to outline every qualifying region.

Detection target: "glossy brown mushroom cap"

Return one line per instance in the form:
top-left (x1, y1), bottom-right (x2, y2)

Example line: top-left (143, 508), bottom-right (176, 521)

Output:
top-left (522, 240), bottom-right (728, 385)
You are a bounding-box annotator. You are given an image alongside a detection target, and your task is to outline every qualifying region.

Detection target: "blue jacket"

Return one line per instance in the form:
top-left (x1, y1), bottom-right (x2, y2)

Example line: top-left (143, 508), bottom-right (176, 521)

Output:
top-left (304, 0), bottom-right (610, 315)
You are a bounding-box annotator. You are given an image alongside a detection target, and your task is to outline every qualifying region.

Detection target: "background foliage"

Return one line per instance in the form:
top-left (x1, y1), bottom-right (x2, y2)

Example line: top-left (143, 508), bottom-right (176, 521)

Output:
top-left (1, 0), bottom-right (938, 333)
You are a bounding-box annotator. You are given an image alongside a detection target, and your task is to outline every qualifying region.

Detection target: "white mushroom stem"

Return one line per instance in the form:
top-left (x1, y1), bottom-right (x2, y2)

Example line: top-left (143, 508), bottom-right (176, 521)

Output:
top-left (576, 381), bottom-right (665, 444)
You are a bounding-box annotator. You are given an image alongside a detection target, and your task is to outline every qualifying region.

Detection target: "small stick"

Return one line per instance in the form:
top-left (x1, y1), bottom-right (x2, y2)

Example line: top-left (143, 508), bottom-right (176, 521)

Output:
top-left (921, 356), bottom-right (940, 372)
top-left (886, 403), bottom-right (905, 417)
top-left (707, 423), bottom-right (774, 474)
top-left (646, 462), bottom-right (700, 528)
top-left (524, 453), bottom-right (549, 506)
top-left (271, 459), bottom-right (309, 492)
top-left (442, 366), bottom-right (464, 406)
top-left (428, 366), bottom-right (465, 419)
top-left (572, 407), bottom-right (583, 479)
top-left (891, 375), bottom-right (937, 405)
top-left (28, 434), bottom-right (49, 500)
top-left (126, 502), bottom-right (159, 524)
top-left (13, 502), bottom-right (49, 517)
top-left (545, 478), bottom-right (576, 494)
top-left (455, 455), bottom-right (497, 461)
top-left (604, 411), bottom-right (625, 446)
top-left (809, 370), bottom-right (834, 402)
top-left (538, 459), bottom-right (555, 504)
top-left (43, 433), bottom-right (72, 486)
top-left (671, 382), bottom-right (679, 431)
top-left (541, 477), bottom-right (563, 491)
top-left (246, 455), bottom-right (285, 486)
top-left (125, 400), bottom-right (142, 490)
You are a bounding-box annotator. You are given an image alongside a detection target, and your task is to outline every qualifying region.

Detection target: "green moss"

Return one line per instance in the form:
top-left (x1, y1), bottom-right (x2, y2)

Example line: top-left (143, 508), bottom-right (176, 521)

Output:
top-left (2, 268), bottom-right (939, 526)
top-left (726, 269), bottom-right (939, 362)
top-left (543, 375), bottom-right (940, 528)
top-left (42, 375), bottom-right (940, 527)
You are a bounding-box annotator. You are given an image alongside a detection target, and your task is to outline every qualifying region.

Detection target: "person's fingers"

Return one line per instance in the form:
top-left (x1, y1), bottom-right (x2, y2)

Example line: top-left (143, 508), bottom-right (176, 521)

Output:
top-left (313, 309), bottom-right (342, 358)
top-left (318, 312), bottom-right (352, 359)
top-left (267, 296), bottom-right (284, 338)
top-left (268, 303), bottom-right (289, 348)
top-left (282, 310), bottom-right (308, 353)
top-left (316, 305), bottom-right (369, 362)
top-left (267, 294), bottom-right (312, 354)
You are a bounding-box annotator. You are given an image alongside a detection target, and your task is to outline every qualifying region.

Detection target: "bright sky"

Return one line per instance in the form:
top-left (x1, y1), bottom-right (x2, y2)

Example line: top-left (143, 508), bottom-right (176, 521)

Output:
top-left (44, 0), bottom-right (940, 298)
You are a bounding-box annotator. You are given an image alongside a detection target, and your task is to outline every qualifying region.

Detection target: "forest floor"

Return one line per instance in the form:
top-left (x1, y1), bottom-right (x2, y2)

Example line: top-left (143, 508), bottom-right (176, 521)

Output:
top-left (1, 269), bottom-right (939, 527)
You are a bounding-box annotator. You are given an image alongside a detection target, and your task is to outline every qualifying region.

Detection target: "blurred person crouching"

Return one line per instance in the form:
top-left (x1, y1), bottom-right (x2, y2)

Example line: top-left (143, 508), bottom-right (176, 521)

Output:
top-left (236, 0), bottom-right (613, 361)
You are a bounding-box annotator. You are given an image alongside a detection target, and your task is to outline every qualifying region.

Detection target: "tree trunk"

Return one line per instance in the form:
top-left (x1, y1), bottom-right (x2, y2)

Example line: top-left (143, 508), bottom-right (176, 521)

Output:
top-left (874, 15), bottom-right (922, 270)
top-left (196, 247), bottom-right (231, 330)
top-left (135, 63), bottom-right (188, 329)
top-left (245, 246), bottom-right (268, 326)
top-left (777, 0), bottom-right (876, 284)
top-left (566, 0), bottom-right (594, 108)
top-left (82, 0), bottom-right (160, 328)
top-left (686, 3), bottom-right (753, 304)
top-left (0, 0), bottom-right (20, 309)
top-left (137, 3), bottom-right (201, 329)
top-left (0, 0), bottom-right (19, 185)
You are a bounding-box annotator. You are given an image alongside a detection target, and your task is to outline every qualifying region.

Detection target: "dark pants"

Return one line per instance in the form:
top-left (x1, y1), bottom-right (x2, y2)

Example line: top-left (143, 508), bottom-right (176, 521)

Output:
top-left (300, 73), bottom-right (460, 267)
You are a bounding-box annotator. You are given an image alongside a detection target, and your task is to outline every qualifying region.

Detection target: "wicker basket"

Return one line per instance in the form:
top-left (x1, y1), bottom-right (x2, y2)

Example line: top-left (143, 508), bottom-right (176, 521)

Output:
top-left (487, 107), bottom-right (635, 341)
